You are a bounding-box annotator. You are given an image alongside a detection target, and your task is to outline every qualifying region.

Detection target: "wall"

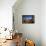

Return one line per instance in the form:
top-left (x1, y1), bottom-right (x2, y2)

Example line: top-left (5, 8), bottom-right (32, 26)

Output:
top-left (41, 0), bottom-right (46, 46)
top-left (13, 0), bottom-right (41, 46)
top-left (0, 0), bottom-right (16, 30)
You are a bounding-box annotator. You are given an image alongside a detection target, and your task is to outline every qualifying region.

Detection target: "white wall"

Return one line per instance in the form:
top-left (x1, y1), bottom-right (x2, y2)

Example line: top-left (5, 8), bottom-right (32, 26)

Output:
top-left (41, 0), bottom-right (46, 46)
top-left (13, 0), bottom-right (41, 46)
top-left (0, 0), bottom-right (16, 30)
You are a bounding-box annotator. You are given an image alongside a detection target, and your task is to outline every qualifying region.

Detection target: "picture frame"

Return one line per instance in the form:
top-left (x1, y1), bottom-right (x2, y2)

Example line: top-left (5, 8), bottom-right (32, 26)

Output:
top-left (22, 15), bottom-right (35, 24)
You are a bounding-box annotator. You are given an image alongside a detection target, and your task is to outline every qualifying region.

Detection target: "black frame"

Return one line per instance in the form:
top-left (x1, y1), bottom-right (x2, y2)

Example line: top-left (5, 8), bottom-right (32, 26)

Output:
top-left (22, 15), bottom-right (35, 24)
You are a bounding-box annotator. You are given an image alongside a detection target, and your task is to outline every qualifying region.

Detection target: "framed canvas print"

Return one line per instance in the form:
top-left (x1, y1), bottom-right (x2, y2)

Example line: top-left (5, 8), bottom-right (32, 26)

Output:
top-left (22, 15), bottom-right (35, 24)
